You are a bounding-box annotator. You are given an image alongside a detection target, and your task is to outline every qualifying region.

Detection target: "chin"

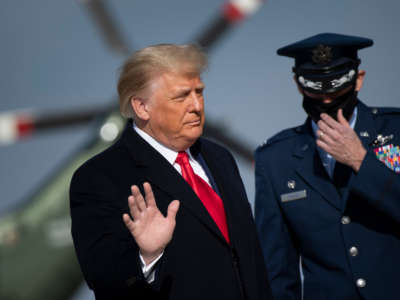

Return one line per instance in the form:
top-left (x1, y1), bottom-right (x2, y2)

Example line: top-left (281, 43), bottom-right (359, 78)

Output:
top-left (192, 125), bottom-right (203, 138)
top-left (184, 127), bottom-right (203, 144)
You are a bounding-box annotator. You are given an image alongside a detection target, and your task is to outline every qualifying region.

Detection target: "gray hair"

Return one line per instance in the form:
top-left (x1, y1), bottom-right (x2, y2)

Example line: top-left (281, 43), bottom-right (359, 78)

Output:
top-left (117, 44), bottom-right (208, 118)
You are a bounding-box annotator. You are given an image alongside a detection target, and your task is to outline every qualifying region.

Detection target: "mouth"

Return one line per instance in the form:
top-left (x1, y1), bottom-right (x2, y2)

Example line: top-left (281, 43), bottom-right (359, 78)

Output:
top-left (186, 119), bottom-right (201, 126)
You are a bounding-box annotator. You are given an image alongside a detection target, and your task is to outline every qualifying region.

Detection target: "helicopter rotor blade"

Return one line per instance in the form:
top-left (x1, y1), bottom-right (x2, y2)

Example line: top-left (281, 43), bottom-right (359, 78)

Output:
top-left (0, 105), bottom-right (114, 145)
top-left (0, 107), bottom-right (254, 162)
top-left (204, 122), bottom-right (254, 162)
top-left (193, 0), bottom-right (265, 51)
top-left (78, 0), bottom-right (131, 56)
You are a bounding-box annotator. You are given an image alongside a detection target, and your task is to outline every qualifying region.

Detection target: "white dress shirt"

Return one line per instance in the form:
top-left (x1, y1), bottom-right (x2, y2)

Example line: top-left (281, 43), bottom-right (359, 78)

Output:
top-left (133, 124), bottom-right (211, 282)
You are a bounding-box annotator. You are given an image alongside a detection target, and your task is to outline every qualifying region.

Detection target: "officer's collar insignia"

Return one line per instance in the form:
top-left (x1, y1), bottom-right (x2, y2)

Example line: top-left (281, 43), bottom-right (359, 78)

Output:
top-left (301, 144), bottom-right (309, 151)
top-left (287, 180), bottom-right (296, 189)
top-left (312, 44), bottom-right (333, 64)
top-left (373, 144), bottom-right (400, 173)
top-left (372, 134), bottom-right (394, 146)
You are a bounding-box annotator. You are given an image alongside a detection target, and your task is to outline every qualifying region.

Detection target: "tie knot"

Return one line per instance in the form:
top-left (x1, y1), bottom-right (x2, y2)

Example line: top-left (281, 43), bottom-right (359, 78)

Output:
top-left (175, 151), bottom-right (190, 165)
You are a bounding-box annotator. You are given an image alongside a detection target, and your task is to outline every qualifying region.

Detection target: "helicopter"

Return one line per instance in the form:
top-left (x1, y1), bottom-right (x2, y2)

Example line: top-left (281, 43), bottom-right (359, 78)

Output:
top-left (0, 0), bottom-right (265, 299)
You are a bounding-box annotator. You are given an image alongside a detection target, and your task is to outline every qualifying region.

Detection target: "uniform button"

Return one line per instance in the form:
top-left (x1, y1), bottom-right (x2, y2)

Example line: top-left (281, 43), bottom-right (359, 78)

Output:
top-left (341, 216), bottom-right (351, 224)
top-left (349, 246), bottom-right (358, 257)
top-left (356, 278), bottom-right (366, 288)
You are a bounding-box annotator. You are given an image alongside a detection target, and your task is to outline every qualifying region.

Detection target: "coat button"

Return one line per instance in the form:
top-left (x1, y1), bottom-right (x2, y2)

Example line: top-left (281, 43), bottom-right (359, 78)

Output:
top-left (356, 278), bottom-right (366, 288)
top-left (341, 216), bottom-right (351, 224)
top-left (349, 246), bottom-right (358, 257)
top-left (372, 108), bottom-right (378, 114)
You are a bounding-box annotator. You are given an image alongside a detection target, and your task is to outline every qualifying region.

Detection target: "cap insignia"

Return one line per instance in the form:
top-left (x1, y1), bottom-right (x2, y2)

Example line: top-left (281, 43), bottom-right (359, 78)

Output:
top-left (312, 45), bottom-right (332, 64)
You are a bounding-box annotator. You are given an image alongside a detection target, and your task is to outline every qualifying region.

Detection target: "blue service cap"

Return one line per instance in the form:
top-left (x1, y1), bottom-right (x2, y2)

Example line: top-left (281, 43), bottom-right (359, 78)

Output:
top-left (277, 33), bottom-right (373, 94)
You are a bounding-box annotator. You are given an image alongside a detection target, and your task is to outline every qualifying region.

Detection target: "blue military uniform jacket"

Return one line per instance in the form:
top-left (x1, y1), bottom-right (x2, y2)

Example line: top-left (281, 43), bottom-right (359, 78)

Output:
top-left (255, 101), bottom-right (400, 300)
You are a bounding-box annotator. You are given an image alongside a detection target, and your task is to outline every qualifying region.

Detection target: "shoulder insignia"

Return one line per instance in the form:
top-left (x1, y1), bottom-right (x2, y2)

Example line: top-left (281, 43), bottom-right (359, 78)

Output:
top-left (257, 126), bottom-right (301, 150)
top-left (371, 107), bottom-right (400, 116)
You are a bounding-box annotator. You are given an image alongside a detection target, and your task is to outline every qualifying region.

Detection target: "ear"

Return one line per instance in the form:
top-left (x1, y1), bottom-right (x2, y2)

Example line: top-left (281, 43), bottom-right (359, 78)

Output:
top-left (355, 70), bottom-right (366, 92)
top-left (293, 75), bottom-right (304, 95)
top-left (130, 96), bottom-right (150, 121)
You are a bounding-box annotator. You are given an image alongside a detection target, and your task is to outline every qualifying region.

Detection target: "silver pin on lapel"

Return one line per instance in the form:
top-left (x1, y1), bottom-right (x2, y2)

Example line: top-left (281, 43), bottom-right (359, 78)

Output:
top-left (287, 180), bottom-right (296, 189)
top-left (372, 134), bottom-right (394, 146)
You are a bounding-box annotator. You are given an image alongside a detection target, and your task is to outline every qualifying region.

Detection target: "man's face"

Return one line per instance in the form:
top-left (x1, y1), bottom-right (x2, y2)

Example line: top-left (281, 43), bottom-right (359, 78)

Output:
top-left (144, 72), bottom-right (205, 151)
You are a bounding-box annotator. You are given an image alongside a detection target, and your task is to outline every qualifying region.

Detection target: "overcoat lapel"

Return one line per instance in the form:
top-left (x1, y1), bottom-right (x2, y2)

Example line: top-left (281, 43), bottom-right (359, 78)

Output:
top-left (196, 142), bottom-right (235, 246)
top-left (293, 120), bottom-right (343, 211)
top-left (121, 123), bottom-right (228, 245)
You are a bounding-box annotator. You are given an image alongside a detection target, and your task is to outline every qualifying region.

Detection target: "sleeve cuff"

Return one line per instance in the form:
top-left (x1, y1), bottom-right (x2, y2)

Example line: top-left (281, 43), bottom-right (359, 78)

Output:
top-left (139, 252), bottom-right (164, 283)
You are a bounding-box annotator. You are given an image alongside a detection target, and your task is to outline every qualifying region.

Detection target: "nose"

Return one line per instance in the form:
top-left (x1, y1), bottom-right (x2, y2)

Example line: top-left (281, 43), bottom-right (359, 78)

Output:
top-left (322, 97), bottom-right (333, 104)
top-left (189, 91), bottom-right (203, 112)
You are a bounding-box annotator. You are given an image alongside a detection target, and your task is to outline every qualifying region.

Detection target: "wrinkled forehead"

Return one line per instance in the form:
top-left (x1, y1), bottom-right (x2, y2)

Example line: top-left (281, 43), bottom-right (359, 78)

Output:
top-left (146, 71), bottom-right (203, 96)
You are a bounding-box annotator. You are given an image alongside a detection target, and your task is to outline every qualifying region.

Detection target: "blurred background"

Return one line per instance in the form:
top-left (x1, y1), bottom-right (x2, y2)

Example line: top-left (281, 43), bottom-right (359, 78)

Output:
top-left (0, 0), bottom-right (399, 299)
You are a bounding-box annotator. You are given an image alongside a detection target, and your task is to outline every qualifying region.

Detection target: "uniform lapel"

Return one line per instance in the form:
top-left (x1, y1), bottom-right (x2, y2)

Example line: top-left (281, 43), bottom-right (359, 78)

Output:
top-left (340, 101), bottom-right (377, 207)
top-left (353, 102), bottom-right (377, 150)
top-left (121, 123), bottom-right (227, 245)
top-left (293, 120), bottom-right (343, 211)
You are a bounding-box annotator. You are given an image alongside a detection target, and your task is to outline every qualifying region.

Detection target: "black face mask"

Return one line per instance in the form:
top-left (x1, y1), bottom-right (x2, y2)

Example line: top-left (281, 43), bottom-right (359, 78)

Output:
top-left (302, 89), bottom-right (358, 123)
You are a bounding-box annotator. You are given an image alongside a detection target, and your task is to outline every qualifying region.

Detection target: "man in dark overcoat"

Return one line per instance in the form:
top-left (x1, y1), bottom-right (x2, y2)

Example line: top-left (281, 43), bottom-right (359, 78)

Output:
top-left (71, 43), bottom-right (272, 300)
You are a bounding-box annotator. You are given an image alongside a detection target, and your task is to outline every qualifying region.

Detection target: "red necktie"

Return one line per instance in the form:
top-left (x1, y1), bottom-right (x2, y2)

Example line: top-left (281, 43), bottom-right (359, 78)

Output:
top-left (175, 151), bottom-right (230, 244)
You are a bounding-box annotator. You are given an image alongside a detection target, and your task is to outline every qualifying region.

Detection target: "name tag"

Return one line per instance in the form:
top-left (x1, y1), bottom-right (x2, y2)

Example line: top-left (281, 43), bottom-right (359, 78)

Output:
top-left (280, 190), bottom-right (307, 203)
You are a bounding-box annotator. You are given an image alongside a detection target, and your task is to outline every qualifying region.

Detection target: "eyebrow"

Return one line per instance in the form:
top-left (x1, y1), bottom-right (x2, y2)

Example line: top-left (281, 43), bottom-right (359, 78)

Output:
top-left (171, 84), bottom-right (204, 97)
top-left (170, 88), bottom-right (191, 98)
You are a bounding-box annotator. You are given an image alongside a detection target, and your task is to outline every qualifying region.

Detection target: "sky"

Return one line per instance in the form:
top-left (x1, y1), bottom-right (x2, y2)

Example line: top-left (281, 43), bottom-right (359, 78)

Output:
top-left (1, 1), bottom-right (399, 299)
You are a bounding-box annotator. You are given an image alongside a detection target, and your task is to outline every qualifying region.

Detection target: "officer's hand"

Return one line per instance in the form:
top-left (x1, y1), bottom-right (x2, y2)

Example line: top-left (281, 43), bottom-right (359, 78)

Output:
top-left (123, 182), bottom-right (180, 265)
top-left (316, 109), bottom-right (366, 172)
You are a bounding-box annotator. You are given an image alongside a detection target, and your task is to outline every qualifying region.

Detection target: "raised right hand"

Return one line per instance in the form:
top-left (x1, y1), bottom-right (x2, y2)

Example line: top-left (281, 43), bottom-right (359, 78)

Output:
top-left (123, 182), bottom-right (180, 265)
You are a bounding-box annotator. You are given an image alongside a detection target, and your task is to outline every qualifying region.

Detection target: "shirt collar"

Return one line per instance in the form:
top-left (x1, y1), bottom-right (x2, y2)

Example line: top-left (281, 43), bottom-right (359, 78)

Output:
top-left (312, 106), bottom-right (358, 137)
top-left (133, 123), bottom-right (194, 165)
